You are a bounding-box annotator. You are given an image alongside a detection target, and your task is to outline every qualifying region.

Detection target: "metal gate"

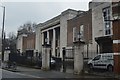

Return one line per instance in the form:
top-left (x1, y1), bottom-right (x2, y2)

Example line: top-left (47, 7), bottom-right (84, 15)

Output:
top-left (62, 47), bottom-right (74, 73)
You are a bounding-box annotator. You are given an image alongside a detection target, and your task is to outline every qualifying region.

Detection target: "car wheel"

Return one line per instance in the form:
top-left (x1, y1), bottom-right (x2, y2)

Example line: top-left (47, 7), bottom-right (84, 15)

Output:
top-left (107, 65), bottom-right (113, 72)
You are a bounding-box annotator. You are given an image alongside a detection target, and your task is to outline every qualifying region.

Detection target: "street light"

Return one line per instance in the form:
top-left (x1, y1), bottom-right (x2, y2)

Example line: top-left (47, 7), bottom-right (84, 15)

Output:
top-left (1, 6), bottom-right (5, 62)
top-left (77, 32), bottom-right (81, 42)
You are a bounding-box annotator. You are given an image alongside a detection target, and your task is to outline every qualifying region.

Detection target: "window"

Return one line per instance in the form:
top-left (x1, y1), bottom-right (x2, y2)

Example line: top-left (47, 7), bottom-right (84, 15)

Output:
top-left (103, 7), bottom-right (111, 35)
top-left (73, 27), bottom-right (76, 42)
top-left (80, 25), bottom-right (84, 40)
top-left (93, 55), bottom-right (101, 61)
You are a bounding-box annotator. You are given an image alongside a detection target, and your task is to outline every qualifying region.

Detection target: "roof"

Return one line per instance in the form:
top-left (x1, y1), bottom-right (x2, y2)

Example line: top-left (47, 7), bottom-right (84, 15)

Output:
top-left (36, 9), bottom-right (85, 29)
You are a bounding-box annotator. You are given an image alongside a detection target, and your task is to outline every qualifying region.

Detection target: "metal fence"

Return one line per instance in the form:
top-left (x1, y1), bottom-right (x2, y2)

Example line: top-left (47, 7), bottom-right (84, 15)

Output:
top-left (62, 47), bottom-right (98, 73)
top-left (65, 48), bottom-right (74, 59)
top-left (83, 51), bottom-right (97, 59)
top-left (62, 47), bottom-right (74, 73)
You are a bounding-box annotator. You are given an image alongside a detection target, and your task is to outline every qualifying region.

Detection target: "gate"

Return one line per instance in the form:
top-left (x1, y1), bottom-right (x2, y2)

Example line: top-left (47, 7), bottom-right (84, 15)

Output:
top-left (62, 47), bottom-right (74, 73)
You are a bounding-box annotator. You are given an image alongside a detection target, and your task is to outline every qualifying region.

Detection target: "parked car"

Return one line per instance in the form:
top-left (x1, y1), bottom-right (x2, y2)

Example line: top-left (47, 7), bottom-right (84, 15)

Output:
top-left (36, 58), bottom-right (56, 68)
top-left (88, 53), bottom-right (114, 71)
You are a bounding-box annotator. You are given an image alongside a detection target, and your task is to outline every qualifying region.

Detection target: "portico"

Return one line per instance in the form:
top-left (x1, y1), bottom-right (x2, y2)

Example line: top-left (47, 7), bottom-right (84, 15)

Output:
top-left (41, 26), bottom-right (60, 57)
top-left (35, 9), bottom-right (79, 58)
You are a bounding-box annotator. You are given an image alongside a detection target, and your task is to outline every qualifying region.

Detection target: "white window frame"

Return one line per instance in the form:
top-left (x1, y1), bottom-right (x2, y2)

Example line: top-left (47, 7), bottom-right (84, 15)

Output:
top-left (103, 7), bottom-right (112, 36)
top-left (80, 25), bottom-right (84, 41)
top-left (73, 27), bottom-right (76, 42)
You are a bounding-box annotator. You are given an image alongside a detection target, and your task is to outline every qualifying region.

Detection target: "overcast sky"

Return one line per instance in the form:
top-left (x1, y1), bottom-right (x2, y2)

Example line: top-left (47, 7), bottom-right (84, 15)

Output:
top-left (0, 1), bottom-right (92, 36)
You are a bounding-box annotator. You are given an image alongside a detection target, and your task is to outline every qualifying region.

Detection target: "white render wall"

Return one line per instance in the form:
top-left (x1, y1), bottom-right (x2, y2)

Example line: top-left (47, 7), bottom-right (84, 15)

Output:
top-left (17, 35), bottom-right (23, 53)
top-left (17, 34), bottom-right (27, 53)
top-left (4, 50), bottom-right (10, 61)
top-left (35, 26), bottom-right (42, 53)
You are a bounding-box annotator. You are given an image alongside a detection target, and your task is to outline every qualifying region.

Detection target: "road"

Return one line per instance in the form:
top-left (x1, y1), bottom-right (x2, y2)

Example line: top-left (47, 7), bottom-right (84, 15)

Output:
top-left (2, 69), bottom-right (41, 78)
top-left (1, 66), bottom-right (118, 80)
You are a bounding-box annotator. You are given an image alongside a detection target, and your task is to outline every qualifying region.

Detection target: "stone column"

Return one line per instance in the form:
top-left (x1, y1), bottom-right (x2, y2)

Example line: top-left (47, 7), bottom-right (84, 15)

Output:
top-left (52, 29), bottom-right (56, 56)
top-left (47, 31), bottom-right (50, 44)
top-left (74, 42), bottom-right (84, 75)
top-left (41, 44), bottom-right (51, 70)
top-left (35, 27), bottom-right (42, 54)
top-left (42, 32), bottom-right (44, 45)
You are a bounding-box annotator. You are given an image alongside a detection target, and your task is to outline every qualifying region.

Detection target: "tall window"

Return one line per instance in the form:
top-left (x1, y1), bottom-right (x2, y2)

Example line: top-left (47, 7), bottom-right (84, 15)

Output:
top-left (73, 27), bottom-right (76, 42)
top-left (80, 25), bottom-right (84, 40)
top-left (103, 7), bottom-right (111, 35)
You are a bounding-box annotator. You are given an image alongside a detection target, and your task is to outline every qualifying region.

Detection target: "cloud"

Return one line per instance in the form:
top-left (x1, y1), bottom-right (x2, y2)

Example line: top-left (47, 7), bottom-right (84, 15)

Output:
top-left (0, 2), bottom-right (91, 35)
top-left (3, 0), bottom-right (92, 2)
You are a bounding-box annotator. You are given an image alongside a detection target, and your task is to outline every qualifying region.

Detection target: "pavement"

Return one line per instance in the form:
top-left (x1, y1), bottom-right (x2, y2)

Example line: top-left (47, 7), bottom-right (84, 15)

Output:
top-left (3, 66), bottom-right (82, 78)
top-left (0, 62), bottom-right (120, 80)
top-left (2, 65), bottom-right (120, 80)
top-left (84, 69), bottom-right (120, 80)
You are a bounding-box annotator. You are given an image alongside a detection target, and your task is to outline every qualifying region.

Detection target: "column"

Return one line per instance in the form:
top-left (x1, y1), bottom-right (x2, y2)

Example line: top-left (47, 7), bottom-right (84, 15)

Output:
top-left (42, 32), bottom-right (44, 45)
top-left (52, 29), bottom-right (56, 56)
top-left (41, 45), bottom-right (51, 70)
top-left (74, 42), bottom-right (84, 74)
top-left (47, 31), bottom-right (50, 44)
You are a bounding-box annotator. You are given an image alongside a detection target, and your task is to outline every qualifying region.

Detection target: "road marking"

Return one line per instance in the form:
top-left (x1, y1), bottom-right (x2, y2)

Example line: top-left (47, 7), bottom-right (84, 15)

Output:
top-left (2, 69), bottom-right (42, 78)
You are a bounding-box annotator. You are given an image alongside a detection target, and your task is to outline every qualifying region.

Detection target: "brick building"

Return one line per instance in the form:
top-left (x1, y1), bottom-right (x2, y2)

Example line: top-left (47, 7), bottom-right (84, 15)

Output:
top-left (17, 32), bottom-right (36, 57)
top-left (67, 10), bottom-right (93, 58)
top-left (23, 33), bottom-right (35, 52)
top-left (112, 1), bottom-right (120, 74)
top-left (90, 1), bottom-right (113, 54)
top-left (35, 9), bottom-right (83, 58)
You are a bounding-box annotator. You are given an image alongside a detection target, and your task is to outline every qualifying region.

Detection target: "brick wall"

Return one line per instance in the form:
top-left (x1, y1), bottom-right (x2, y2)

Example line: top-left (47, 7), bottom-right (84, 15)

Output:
top-left (23, 33), bottom-right (36, 52)
top-left (67, 10), bottom-right (92, 47)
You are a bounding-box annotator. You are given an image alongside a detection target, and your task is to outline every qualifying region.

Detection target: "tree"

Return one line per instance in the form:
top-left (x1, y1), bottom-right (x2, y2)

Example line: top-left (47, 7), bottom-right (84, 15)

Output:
top-left (17, 22), bottom-right (37, 35)
top-left (7, 32), bottom-right (17, 53)
top-left (8, 32), bottom-right (16, 41)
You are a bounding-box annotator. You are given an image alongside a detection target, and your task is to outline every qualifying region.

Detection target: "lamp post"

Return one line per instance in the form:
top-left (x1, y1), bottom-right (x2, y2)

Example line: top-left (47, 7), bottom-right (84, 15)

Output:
top-left (1, 6), bottom-right (5, 62)
top-left (77, 32), bottom-right (81, 43)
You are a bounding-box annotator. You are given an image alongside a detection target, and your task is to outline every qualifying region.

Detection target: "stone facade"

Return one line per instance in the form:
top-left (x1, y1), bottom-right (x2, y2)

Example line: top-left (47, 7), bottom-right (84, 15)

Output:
top-left (36, 9), bottom-right (83, 58)
top-left (90, 1), bottom-right (113, 54)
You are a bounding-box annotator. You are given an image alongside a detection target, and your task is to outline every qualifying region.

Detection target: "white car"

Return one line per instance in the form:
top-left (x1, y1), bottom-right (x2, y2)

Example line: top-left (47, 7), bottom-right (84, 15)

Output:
top-left (88, 53), bottom-right (114, 71)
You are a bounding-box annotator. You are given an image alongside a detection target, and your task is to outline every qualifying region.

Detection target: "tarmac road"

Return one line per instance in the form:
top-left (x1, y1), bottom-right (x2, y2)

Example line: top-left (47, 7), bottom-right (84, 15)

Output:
top-left (1, 66), bottom-right (118, 80)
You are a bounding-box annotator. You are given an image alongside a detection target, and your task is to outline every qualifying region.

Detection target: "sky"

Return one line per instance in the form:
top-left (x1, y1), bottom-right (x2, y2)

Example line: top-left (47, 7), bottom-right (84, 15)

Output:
top-left (0, 0), bottom-right (92, 37)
